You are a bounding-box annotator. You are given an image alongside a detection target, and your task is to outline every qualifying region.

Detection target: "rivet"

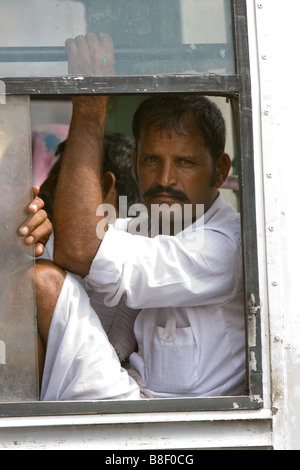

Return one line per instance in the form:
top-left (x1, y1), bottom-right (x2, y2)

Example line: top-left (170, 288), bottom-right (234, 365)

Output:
top-left (269, 226), bottom-right (275, 232)
top-left (267, 172), bottom-right (272, 178)
top-left (264, 110), bottom-right (269, 116)
top-left (262, 55), bottom-right (267, 60)
top-left (272, 281), bottom-right (278, 287)
top-left (258, 3), bottom-right (263, 8)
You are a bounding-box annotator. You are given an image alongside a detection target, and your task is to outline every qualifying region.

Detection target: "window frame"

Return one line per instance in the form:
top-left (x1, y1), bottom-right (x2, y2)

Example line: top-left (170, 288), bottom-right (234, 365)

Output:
top-left (0, 0), bottom-right (263, 418)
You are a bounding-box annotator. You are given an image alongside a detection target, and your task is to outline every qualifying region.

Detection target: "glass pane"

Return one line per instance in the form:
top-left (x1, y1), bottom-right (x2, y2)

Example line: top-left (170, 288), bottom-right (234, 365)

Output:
top-left (0, 96), bottom-right (39, 402)
top-left (0, 0), bottom-right (235, 78)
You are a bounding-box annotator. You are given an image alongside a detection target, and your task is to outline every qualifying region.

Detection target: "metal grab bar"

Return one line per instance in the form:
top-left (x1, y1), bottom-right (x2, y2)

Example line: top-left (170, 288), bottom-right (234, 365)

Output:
top-left (0, 44), bottom-right (232, 62)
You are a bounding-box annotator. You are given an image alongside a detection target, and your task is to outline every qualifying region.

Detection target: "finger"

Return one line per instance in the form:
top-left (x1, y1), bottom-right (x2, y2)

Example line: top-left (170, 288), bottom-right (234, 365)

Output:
top-left (86, 32), bottom-right (101, 53)
top-left (98, 33), bottom-right (114, 73)
top-left (65, 38), bottom-right (78, 59)
top-left (19, 209), bottom-right (48, 237)
top-left (98, 33), bottom-right (114, 53)
top-left (98, 33), bottom-right (114, 63)
top-left (32, 185), bottom-right (40, 198)
top-left (89, 33), bottom-right (114, 75)
top-left (75, 35), bottom-right (93, 74)
top-left (24, 218), bottom-right (52, 246)
top-left (28, 196), bottom-right (45, 215)
top-left (75, 35), bottom-right (90, 55)
top-left (85, 33), bottom-right (106, 74)
top-left (65, 38), bottom-right (81, 75)
top-left (35, 243), bottom-right (45, 258)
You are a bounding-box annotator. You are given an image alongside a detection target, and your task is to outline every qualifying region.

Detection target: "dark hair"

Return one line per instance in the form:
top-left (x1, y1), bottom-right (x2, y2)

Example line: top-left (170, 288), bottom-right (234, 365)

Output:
top-left (39, 132), bottom-right (139, 221)
top-left (102, 131), bottom-right (139, 208)
top-left (132, 95), bottom-right (226, 164)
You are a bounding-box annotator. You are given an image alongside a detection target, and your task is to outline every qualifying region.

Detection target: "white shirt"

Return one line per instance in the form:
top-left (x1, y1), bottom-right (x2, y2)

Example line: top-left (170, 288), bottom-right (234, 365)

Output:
top-left (86, 194), bottom-right (246, 397)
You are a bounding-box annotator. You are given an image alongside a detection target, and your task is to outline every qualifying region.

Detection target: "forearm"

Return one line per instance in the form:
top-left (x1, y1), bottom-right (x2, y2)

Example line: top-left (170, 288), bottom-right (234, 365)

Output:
top-left (53, 96), bottom-right (108, 277)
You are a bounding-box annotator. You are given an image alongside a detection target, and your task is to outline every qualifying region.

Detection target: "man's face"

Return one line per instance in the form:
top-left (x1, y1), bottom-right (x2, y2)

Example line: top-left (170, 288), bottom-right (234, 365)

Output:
top-left (132, 120), bottom-right (224, 225)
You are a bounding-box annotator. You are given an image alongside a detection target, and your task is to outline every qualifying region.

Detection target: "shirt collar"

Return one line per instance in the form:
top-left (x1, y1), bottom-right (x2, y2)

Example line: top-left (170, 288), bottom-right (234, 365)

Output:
top-left (204, 192), bottom-right (225, 224)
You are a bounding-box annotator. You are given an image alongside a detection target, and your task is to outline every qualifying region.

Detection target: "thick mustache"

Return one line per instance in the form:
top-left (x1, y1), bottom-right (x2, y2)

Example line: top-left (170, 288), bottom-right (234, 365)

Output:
top-left (143, 186), bottom-right (189, 203)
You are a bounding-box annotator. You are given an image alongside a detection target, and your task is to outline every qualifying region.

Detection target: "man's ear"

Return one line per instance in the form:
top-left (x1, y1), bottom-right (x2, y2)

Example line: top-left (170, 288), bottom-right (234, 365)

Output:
top-left (131, 148), bottom-right (138, 182)
top-left (215, 153), bottom-right (232, 188)
top-left (102, 171), bottom-right (117, 206)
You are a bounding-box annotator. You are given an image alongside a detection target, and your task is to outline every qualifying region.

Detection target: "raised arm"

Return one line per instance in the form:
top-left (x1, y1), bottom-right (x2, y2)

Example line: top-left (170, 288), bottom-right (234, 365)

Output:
top-left (53, 33), bottom-right (114, 277)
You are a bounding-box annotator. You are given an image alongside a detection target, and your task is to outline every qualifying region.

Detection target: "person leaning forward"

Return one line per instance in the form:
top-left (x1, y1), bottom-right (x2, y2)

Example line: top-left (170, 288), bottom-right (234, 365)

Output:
top-left (19, 33), bottom-right (246, 401)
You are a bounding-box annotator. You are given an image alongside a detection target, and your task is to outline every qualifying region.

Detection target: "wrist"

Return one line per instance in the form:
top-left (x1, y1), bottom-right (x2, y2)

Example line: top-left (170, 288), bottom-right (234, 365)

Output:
top-left (72, 95), bottom-right (109, 116)
top-left (71, 95), bottom-right (108, 129)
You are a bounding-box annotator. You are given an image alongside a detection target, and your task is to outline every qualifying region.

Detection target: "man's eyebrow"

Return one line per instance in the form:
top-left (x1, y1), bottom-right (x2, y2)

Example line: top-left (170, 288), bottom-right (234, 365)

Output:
top-left (140, 152), bottom-right (160, 158)
top-left (175, 154), bottom-right (195, 159)
top-left (141, 151), bottom-right (195, 158)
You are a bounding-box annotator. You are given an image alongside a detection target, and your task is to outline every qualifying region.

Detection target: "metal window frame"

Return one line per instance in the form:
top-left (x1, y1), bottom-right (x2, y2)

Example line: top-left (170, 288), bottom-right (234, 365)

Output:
top-left (0, 0), bottom-right (263, 418)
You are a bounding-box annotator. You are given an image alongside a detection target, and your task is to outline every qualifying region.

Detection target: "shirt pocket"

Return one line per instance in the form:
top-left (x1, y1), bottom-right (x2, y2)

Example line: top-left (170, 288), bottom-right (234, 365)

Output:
top-left (145, 317), bottom-right (199, 394)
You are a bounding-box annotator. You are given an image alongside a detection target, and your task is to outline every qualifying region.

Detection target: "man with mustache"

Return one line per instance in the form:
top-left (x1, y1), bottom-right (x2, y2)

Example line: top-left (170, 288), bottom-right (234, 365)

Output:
top-left (21, 34), bottom-right (246, 401)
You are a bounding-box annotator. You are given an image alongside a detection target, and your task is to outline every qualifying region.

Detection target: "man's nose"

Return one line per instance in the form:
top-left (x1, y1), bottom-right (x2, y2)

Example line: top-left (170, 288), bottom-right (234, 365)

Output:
top-left (157, 161), bottom-right (178, 187)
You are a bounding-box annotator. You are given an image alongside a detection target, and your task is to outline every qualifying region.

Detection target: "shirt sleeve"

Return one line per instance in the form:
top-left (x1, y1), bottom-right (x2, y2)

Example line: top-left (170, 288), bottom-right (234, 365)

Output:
top-left (85, 222), bottom-right (243, 310)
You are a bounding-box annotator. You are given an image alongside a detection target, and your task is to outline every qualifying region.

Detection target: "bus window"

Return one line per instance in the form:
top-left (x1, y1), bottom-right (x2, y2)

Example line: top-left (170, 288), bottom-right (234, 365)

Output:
top-left (0, 96), bottom-right (39, 402)
top-left (0, 0), bottom-right (234, 77)
top-left (0, 0), bottom-right (262, 415)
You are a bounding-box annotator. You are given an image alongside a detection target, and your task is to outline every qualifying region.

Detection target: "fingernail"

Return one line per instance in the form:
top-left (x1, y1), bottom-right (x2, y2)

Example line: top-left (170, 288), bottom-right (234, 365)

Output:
top-left (36, 245), bottom-right (44, 256)
top-left (31, 204), bottom-right (37, 213)
top-left (19, 226), bottom-right (29, 236)
top-left (25, 236), bottom-right (34, 245)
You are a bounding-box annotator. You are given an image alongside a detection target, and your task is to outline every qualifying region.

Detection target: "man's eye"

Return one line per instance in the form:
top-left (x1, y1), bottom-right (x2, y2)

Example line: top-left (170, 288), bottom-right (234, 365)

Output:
top-left (144, 156), bottom-right (158, 163)
top-left (178, 158), bottom-right (194, 165)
